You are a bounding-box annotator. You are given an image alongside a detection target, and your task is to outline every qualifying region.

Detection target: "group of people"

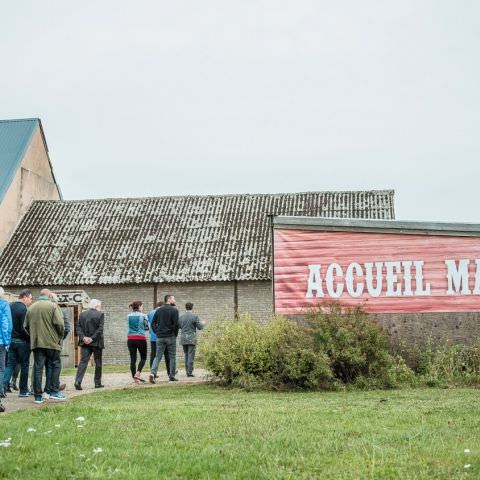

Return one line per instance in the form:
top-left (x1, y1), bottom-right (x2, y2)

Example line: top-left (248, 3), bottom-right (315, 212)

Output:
top-left (126, 295), bottom-right (205, 384)
top-left (0, 287), bottom-right (70, 411)
top-left (0, 287), bottom-right (205, 413)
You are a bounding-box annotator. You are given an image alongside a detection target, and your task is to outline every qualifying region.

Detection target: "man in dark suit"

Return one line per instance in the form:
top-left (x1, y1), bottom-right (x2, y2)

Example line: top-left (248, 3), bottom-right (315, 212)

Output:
top-left (149, 295), bottom-right (179, 383)
top-left (74, 299), bottom-right (104, 390)
top-left (179, 302), bottom-right (205, 377)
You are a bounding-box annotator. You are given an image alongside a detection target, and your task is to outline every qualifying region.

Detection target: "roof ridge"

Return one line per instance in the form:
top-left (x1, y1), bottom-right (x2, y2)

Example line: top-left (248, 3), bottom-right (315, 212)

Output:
top-left (0, 118), bottom-right (40, 123)
top-left (29, 189), bottom-right (395, 205)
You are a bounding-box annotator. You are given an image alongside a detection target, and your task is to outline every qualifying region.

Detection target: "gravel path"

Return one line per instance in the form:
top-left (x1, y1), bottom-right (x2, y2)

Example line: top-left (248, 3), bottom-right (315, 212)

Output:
top-left (1, 368), bottom-right (208, 414)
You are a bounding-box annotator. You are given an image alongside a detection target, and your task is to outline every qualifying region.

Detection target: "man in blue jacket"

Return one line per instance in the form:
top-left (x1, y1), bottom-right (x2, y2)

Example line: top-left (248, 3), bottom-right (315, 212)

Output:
top-left (3, 289), bottom-right (32, 397)
top-left (147, 302), bottom-right (163, 369)
top-left (0, 287), bottom-right (13, 412)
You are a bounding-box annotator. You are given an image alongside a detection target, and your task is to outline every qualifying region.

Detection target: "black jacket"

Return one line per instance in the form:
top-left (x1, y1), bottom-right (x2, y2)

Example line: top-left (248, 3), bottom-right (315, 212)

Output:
top-left (78, 308), bottom-right (105, 348)
top-left (10, 301), bottom-right (30, 342)
top-left (152, 304), bottom-right (179, 338)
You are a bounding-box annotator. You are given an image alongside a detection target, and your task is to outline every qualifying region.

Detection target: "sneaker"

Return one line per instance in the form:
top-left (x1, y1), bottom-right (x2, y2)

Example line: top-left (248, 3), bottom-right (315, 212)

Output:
top-left (34, 395), bottom-right (44, 404)
top-left (49, 392), bottom-right (66, 401)
top-left (18, 392), bottom-right (31, 398)
top-left (148, 374), bottom-right (156, 384)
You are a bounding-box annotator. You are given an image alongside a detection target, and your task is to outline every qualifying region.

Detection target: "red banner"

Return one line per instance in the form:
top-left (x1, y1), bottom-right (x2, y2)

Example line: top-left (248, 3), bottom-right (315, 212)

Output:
top-left (274, 229), bottom-right (480, 314)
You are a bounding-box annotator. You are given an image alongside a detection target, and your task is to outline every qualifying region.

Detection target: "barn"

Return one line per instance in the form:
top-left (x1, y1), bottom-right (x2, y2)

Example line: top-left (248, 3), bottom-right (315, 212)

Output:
top-left (0, 190), bottom-right (394, 365)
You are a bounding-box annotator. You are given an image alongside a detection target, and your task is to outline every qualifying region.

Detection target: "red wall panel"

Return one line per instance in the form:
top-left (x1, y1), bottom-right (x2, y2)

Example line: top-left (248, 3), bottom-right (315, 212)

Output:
top-left (274, 229), bottom-right (480, 314)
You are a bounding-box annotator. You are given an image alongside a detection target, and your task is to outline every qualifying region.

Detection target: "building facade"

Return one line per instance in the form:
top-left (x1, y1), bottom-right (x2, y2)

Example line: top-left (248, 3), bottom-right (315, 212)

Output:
top-left (273, 216), bottom-right (480, 347)
top-left (0, 190), bottom-right (395, 364)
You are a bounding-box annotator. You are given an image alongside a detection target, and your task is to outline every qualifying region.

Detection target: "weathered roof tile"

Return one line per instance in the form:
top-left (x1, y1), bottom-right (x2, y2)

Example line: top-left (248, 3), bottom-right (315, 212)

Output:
top-left (0, 190), bottom-right (394, 286)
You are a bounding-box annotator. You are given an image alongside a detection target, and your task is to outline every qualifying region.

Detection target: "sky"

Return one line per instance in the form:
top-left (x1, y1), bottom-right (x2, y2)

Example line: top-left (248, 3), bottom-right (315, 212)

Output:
top-left (1, 1), bottom-right (479, 222)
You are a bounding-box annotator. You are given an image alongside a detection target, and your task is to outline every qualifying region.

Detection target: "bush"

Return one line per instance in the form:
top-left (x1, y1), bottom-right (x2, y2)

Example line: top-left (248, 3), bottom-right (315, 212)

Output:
top-left (305, 303), bottom-right (414, 389)
top-left (202, 315), bottom-right (333, 390)
top-left (202, 305), bottom-right (415, 390)
top-left (402, 339), bottom-right (480, 387)
top-left (202, 305), bottom-right (480, 391)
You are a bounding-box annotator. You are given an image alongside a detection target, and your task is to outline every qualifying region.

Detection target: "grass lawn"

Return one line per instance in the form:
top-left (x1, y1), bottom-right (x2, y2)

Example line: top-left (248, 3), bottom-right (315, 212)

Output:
top-left (0, 386), bottom-right (479, 479)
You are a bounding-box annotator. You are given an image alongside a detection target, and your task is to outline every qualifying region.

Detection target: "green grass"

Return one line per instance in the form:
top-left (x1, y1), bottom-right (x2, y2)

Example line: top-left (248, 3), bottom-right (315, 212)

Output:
top-left (1, 386), bottom-right (479, 479)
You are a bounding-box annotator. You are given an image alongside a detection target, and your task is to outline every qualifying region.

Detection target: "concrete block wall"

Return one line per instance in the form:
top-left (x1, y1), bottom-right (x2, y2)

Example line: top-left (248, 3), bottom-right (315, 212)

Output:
top-left (157, 281), bottom-right (236, 323)
top-left (237, 280), bottom-right (274, 324)
top-left (373, 312), bottom-right (480, 347)
top-left (4, 280), bottom-right (273, 366)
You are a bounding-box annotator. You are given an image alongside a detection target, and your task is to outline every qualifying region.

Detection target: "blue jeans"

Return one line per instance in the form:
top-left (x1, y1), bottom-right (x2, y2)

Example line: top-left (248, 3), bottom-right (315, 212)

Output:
top-left (3, 340), bottom-right (30, 394)
top-left (151, 336), bottom-right (176, 378)
top-left (0, 345), bottom-right (6, 396)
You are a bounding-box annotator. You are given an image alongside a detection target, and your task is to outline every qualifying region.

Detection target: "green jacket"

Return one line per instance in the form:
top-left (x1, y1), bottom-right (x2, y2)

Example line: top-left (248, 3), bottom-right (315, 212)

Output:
top-left (25, 296), bottom-right (64, 351)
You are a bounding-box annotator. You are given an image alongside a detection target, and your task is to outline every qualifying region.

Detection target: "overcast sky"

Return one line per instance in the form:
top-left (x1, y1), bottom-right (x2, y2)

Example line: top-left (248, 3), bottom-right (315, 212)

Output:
top-left (1, 1), bottom-right (479, 222)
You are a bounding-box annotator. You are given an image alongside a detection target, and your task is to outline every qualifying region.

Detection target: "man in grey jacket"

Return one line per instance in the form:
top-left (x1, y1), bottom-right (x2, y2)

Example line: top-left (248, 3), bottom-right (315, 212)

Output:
top-left (179, 302), bottom-right (205, 377)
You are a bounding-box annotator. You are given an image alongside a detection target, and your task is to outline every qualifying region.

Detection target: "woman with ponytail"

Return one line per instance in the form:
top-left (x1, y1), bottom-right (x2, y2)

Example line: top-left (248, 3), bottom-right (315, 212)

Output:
top-left (127, 300), bottom-right (148, 383)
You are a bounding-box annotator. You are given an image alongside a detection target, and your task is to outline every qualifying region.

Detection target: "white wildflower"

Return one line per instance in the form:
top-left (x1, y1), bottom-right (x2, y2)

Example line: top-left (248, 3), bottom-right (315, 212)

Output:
top-left (27, 428), bottom-right (36, 433)
top-left (0, 438), bottom-right (12, 448)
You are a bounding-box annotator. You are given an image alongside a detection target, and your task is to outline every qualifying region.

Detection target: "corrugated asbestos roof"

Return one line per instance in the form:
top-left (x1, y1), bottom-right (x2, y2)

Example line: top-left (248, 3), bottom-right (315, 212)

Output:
top-left (0, 190), bottom-right (394, 286)
top-left (0, 119), bottom-right (39, 203)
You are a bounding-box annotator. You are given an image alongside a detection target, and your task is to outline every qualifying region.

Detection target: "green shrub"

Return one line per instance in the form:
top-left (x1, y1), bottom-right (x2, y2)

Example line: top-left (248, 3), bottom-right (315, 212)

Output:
top-left (403, 339), bottom-right (480, 387)
top-left (202, 305), bottom-right (480, 391)
top-left (202, 315), bottom-right (333, 390)
top-left (306, 303), bottom-right (414, 389)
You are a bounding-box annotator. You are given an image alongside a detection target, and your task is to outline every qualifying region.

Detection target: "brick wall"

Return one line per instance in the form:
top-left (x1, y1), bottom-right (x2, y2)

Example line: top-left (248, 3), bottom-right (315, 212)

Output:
top-left (237, 280), bottom-right (274, 324)
top-left (4, 280), bottom-right (273, 366)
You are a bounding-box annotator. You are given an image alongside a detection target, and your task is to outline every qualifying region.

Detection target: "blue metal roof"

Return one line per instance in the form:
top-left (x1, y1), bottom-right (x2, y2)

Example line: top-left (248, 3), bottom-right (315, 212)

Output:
top-left (0, 118), bottom-right (39, 203)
